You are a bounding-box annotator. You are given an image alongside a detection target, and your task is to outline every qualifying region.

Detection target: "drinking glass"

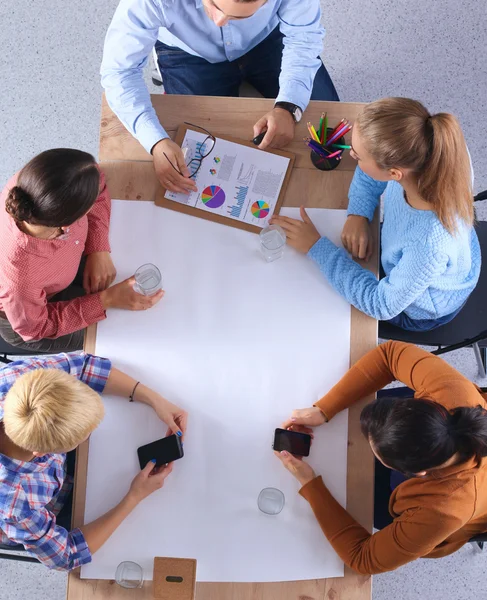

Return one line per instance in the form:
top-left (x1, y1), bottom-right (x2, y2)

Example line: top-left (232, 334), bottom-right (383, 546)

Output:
top-left (260, 225), bottom-right (286, 262)
top-left (133, 263), bottom-right (162, 296)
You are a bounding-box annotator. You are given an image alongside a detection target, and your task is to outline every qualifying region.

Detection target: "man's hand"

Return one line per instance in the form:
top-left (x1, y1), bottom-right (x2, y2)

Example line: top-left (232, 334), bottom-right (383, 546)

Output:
top-left (271, 206), bottom-right (321, 254)
top-left (83, 252), bottom-right (117, 294)
top-left (341, 215), bottom-right (374, 261)
top-left (253, 108), bottom-right (295, 150)
top-left (152, 139), bottom-right (198, 194)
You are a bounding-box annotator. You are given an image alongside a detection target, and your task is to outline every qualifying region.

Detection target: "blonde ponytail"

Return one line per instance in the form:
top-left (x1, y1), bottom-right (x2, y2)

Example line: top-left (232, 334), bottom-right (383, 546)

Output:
top-left (357, 98), bottom-right (473, 233)
top-left (420, 113), bottom-right (473, 232)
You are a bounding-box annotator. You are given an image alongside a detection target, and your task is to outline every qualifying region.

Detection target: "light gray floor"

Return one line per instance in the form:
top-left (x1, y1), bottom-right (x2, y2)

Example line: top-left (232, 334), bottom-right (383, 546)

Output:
top-left (1, 1), bottom-right (486, 599)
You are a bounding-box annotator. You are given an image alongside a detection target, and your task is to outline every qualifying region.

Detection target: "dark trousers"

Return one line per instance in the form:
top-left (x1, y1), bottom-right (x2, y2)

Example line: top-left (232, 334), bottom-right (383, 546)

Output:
top-left (155, 27), bottom-right (339, 102)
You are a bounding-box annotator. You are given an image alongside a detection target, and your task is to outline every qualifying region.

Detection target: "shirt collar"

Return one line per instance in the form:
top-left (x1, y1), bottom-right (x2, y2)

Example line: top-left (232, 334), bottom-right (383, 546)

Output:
top-left (0, 451), bottom-right (64, 474)
top-left (195, 0), bottom-right (204, 9)
top-left (426, 455), bottom-right (479, 480)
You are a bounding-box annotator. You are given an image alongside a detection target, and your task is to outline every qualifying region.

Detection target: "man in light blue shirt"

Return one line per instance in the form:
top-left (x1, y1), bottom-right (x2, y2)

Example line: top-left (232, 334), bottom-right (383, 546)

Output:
top-left (101, 0), bottom-right (338, 194)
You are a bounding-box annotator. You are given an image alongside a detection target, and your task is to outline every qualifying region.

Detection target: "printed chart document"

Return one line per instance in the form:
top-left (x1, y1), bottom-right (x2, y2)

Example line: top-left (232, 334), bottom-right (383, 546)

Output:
top-left (81, 202), bottom-right (351, 583)
top-left (164, 129), bottom-right (291, 229)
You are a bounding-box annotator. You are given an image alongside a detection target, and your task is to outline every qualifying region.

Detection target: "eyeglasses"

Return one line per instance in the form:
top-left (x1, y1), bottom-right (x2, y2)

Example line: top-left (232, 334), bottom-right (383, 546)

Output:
top-left (164, 122), bottom-right (216, 180)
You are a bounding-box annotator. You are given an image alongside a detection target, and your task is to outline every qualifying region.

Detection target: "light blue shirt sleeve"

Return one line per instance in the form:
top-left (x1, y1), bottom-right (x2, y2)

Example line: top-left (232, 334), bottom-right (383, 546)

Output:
top-left (276, 0), bottom-right (325, 110)
top-left (101, 0), bottom-right (168, 154)
top-left (347, 166), bottom-right (388, 222)
top-left (308, 237), bottom-right (449, 320)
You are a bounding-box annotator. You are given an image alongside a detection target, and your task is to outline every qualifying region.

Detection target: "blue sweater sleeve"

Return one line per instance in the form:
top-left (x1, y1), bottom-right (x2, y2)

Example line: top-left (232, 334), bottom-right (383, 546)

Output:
top-left (308, 237), bottom-right (449, 320)
top-left (347, 166), bottom-right (388, 222)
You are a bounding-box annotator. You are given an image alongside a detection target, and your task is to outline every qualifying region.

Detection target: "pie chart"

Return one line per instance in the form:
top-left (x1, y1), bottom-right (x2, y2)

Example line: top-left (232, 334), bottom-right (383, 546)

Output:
top-left (201, 185), bottom-right (226, 209)
top-left (251, 200), bottom-right (270, 219)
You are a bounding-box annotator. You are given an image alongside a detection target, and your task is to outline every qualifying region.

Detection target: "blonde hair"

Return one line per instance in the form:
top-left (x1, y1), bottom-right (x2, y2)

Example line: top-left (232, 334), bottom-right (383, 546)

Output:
top-left (356, 97), bottom-right (473, 233)
top-left (3, 369), bottom-right (105, 454)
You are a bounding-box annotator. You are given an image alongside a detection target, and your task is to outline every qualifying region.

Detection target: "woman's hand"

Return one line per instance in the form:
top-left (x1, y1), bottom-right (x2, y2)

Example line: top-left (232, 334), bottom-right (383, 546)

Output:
top-left (275, 450), bottom-right (316, 487)
top-left (147, 392), bottom-right (188, 438)
top-left (281, 406), bottom-right (326, 430)
top-left (83, 252), bottom-right (117, 294)
top-left (270, 206), bottom-right (321, 254)
top-left (128, 460), bottom-right (173, 504)
top-left (100, 277), bottom-right (164, 311)
top-left (341, 215), bottom-right (374, 261)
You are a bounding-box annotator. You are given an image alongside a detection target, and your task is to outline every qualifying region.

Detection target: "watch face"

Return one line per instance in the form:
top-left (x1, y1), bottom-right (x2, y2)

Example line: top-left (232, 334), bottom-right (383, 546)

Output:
top-left (294, 107), bottom-right (303, 123)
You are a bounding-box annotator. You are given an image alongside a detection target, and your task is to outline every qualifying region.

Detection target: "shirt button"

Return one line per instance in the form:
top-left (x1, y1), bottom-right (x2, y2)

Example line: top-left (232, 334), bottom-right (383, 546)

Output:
top-left (226, 41), bottom-right (231, 45)
top-left (75, 240), bottom-right (79, 245)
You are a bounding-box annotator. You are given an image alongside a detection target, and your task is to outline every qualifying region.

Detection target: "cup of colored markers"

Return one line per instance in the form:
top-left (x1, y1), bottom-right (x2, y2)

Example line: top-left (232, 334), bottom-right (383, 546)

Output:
top-left (305, 115), bottom-right (352, 172)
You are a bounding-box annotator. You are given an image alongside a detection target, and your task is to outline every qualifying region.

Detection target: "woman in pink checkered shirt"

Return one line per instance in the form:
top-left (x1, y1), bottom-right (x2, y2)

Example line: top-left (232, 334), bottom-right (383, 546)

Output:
top-left (0, 149), bottom-right (164, 352)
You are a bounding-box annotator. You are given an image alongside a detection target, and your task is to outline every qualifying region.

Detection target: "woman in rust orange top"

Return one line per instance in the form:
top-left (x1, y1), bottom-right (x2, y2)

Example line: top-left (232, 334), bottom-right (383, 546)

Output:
top-left (276, 341), bottom-right (487, 574)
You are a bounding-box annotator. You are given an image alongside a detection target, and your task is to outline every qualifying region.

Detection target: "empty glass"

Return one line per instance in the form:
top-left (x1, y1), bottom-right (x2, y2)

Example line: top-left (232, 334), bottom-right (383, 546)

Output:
top-left (260, 225), bottom-right (286, 262)
top-left (258, 487), bottom-right (285, 515)
top-left (115, 561), bottom-right (143, 588)
top-left (133, 263), bottom-right (162, 296)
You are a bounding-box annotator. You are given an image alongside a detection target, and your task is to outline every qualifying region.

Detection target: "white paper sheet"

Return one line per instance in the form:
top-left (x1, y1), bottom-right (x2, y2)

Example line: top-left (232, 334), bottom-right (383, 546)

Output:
top-left (165, 129), bottom-right (290, 228)
top-left (81, 201), bottom-right (350, 582)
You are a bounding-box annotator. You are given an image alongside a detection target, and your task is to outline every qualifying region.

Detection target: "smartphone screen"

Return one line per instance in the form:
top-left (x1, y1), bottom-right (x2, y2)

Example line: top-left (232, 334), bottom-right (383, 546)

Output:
top-left (137, 434), bottom-right (184, 469)
top-left (273, 428), bottom-right (311, 457)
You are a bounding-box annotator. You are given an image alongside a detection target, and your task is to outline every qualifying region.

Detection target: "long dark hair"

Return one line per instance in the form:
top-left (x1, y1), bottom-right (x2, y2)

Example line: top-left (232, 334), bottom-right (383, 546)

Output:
top-left (360, 397), bottom-right (487, 473)
top-left (5, 149), bottom-right (100, 227)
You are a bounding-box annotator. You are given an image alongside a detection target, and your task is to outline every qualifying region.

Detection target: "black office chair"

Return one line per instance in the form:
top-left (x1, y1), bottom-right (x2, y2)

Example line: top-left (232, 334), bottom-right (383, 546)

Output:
top-left (0, 345), bottom-right (41, 563)
top-left (379, 191), bottom-right (487, 377)
top-left (0, 337), bottom-right (42, 365)
top-left (0, 542), bottom-right (40, 563)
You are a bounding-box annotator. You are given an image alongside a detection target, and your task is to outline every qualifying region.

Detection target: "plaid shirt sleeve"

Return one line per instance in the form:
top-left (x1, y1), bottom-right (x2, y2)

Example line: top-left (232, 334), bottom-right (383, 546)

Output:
top-left (64, 352), bottom-right (112, 393)
top-left (2, 508), bottom-right (91, 571)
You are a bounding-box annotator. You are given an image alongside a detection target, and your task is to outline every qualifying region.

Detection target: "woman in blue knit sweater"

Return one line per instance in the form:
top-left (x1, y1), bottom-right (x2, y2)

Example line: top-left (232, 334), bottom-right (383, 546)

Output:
top-left (272, 97), bottom-right (480, 331)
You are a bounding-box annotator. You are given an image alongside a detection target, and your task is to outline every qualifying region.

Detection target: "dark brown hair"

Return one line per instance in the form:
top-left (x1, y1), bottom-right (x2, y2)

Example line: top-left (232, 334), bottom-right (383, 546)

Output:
top-left (6, 149), bottom-right (100, 227)
top-left (361, 397), bottom-right (487, 474)
top-left (356, 98), bottom-right (473, 234)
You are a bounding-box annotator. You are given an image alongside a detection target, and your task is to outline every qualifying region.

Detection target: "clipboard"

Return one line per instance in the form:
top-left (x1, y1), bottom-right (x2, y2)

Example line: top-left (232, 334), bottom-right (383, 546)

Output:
top-left (155, 124), bottom-right (295, 234)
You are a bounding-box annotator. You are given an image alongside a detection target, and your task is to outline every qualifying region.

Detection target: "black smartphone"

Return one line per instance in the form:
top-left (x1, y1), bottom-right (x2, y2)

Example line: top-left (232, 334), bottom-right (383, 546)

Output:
top-left (137, 434), bottom-right (184, 469)
top-left (273, 428), bottom-right (311, 457)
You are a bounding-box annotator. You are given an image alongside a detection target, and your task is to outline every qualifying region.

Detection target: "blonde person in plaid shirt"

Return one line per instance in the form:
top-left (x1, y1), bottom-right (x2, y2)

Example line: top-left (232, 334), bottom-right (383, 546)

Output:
top-left (0, 353), bottom-right (187, 570)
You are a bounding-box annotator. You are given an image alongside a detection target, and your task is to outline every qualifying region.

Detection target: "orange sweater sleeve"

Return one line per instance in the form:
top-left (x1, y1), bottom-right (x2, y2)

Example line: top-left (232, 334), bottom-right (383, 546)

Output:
top-left (299, 476), bottom-right (469, 574)
top-left (314, 340), bottom-right (480, 420)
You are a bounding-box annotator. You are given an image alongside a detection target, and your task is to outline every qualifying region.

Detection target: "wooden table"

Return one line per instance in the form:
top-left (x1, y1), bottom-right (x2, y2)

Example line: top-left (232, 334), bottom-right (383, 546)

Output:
top-left (67, 95), bottom-right (377, 600)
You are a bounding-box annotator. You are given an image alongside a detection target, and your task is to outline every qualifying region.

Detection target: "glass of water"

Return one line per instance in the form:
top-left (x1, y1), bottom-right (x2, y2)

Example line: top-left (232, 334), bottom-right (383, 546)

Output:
top-left (260, 225), bottom-right (286, 262)
top-left (115, 561), bottom-right (143, 588)
top-left (257, 487), bottom-right (285, 515)
top-left (133, 263), bottom-right (162, 296)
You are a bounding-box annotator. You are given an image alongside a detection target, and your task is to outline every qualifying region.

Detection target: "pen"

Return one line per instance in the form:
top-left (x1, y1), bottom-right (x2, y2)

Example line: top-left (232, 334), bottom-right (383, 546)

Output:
top-left (252, 131), bottom-right (266, 145)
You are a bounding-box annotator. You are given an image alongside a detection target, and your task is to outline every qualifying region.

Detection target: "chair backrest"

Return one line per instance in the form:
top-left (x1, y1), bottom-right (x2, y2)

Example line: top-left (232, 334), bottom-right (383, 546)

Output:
top-left (0, 543), bottom-right (40, 563)
top-left (379, 219), bottom-right (487, 346)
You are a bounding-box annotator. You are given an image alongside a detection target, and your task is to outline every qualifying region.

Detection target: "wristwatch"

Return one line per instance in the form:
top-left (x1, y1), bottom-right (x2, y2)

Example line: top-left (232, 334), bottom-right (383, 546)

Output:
top-left (274, 101), bottom-right (303, 123)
